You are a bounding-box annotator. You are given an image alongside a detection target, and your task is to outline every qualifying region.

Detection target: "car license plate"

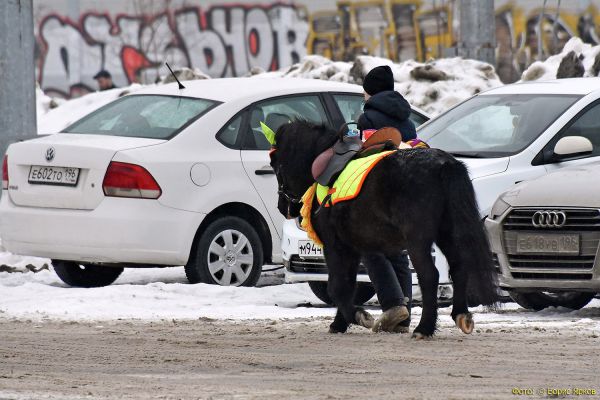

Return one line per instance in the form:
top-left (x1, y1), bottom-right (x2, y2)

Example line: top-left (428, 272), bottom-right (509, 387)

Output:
top-left (28, 165), bottom-right (80, 186)
top-left (516, 233), bottom-right (579, 254)
top-left (298, 240), bottom-right (323, 257)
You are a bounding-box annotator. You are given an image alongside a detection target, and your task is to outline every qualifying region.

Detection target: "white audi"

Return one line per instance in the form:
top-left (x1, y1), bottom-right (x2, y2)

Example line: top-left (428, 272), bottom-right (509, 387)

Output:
top-left (0, 78), bottom-right (390, 288)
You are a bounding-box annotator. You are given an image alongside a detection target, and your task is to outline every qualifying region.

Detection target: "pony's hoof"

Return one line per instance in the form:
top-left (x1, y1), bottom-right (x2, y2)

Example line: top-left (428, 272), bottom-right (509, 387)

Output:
top-left (328, 325), bottom-right (346, 334)
top-left (328, 321), bottom-right (348, 334)
top-left (355, 309), bottom-right (375, 329)
top-left (455, 313), bottom-right (474, 334)
top-left (372, 306), bottom-right (409, 333)
top-left (411, 332), bottom-right (427, 340)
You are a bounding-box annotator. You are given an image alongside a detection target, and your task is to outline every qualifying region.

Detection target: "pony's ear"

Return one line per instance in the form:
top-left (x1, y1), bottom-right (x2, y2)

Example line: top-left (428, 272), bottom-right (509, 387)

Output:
top-left (260, 122), bottom-right (276, 146)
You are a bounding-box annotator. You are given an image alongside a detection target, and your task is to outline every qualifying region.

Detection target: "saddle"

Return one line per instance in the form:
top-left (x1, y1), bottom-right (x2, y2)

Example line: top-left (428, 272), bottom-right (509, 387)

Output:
top-left (312, 127), bottom-right (406, 187)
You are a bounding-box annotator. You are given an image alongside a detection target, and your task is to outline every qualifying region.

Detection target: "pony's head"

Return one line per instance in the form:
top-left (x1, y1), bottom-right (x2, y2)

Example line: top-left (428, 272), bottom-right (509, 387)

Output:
top-left (268, 120), bottom-right (337, 218)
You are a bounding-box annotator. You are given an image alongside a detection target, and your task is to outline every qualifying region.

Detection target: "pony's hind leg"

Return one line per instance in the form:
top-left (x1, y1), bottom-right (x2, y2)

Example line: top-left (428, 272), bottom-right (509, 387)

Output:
top-left (437, 239), bottom-right (473, 334)
top-left (407, 243), bottom-right (439, 339)
top-left (324, 246), bottom-right (374, 333)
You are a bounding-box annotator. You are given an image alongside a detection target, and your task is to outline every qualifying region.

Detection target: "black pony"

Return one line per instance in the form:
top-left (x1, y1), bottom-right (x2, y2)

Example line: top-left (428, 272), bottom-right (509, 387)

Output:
top-left (269, 120), bottom-right (498, 338)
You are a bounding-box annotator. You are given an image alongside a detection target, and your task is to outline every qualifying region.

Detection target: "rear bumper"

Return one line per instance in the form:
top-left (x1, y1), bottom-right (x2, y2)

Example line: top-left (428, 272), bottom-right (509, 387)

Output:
top-left (282, 219), bottom-right (453, 300)
top-left (283, 257), bottom-right (454, 301)
top-left (284, 256), bottom-right (372, 283)
top-left (0, 192), bottom-right (204, 265)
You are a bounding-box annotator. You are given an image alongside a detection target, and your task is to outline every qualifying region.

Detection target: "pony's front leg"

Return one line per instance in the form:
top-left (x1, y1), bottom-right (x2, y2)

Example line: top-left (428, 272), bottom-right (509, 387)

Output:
top-left (324, 246), bottom-right (374, 333)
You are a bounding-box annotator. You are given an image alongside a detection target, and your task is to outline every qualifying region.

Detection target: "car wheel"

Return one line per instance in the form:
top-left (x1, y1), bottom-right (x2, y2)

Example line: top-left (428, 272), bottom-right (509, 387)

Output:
top-left (308, 281), bottom-right (376, 305)
top-left (52, 260), bottom-right (124, 288)
top-left (185, 216), bottom-right (263, 287)
top-left (509, 291), bottom-right (595, 311)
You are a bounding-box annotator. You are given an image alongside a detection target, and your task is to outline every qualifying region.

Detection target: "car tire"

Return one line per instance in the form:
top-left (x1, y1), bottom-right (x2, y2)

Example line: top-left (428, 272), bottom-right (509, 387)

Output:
top-left (308, 281), bottom-right (376, 305)
top-left (509, 291), bottom-right (595, 311)
top-left (185, 216), bottom-right (263, 287)
top-left (52, 260), bottom-right (124, 288)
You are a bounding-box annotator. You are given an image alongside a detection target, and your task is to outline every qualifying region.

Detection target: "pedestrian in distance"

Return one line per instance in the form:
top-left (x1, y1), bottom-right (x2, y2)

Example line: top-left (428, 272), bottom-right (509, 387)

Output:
top-left (93, 69), bottom-right (117, 91)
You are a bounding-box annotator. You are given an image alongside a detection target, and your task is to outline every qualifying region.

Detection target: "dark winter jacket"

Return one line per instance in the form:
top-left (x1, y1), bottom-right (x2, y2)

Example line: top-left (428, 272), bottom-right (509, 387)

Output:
top-left (357, 90), bottom-right (416, 140)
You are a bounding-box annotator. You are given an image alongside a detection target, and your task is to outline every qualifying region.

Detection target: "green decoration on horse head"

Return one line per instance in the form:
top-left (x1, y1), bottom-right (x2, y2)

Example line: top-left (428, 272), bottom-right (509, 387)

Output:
top-left (260, 121), bottom-right (276, 146)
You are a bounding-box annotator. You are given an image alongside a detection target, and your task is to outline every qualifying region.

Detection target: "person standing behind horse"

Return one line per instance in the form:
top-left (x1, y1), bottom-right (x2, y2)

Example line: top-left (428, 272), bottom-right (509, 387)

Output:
top-left (358, 65), bottom-right (416, 333)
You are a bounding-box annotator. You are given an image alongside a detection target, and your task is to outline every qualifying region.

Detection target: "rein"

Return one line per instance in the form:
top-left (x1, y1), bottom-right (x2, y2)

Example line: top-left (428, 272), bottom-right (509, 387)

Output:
top-left (277, 184), bottom-right (302, 204)
top-left (274, 166), bottom-right (303, 205)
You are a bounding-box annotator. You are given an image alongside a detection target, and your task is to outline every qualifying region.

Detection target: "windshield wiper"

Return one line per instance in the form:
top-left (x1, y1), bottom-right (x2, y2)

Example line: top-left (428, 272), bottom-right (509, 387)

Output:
top-left (448, 152), bottom-right (485, 158)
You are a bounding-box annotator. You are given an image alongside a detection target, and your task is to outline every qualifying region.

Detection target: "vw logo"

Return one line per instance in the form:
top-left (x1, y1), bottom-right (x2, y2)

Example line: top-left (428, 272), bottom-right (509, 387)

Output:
top-left (532, 210), bottom-right (567, 228)
top-left (45, 147), bottom-right (55, 162)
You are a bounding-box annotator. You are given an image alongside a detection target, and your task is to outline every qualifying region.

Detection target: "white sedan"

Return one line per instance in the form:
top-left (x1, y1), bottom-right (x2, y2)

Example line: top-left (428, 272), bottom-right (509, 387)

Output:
top-left (0, 78), bottom-right (391, 287)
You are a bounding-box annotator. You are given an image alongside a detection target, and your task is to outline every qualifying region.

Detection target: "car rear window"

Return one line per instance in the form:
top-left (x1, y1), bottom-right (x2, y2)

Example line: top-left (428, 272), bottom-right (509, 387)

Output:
top-left (64, 95), bottom-right (219, 139)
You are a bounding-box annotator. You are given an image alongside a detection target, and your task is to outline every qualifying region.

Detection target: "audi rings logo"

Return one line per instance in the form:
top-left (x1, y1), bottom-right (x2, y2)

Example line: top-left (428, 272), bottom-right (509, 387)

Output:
top-left (532, 210), bottom-right (567, 228)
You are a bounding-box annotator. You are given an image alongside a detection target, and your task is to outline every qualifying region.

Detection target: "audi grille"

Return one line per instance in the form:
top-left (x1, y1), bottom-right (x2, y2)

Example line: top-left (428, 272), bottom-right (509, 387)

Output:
top-left (501, 208), bottom-right (600, 280)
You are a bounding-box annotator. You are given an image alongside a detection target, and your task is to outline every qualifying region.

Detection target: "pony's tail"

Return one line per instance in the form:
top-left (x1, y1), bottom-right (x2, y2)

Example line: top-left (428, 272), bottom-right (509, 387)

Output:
top-left (441, 160), bottom-right (499, 307)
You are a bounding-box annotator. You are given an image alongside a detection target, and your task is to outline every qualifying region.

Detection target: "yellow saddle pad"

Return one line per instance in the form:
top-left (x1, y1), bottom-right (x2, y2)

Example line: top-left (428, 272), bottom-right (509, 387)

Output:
top-left (315, 150), bottom-right (395, 207)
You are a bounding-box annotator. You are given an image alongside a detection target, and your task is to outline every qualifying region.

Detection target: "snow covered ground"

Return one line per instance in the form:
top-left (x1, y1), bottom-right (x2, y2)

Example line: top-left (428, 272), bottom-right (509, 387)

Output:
top-left (1, 263), bottom-right (599, 335)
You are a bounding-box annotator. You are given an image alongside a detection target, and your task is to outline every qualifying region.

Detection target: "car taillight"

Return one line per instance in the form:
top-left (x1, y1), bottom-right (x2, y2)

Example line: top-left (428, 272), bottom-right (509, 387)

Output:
top-left (2, 155), bottom-right (8, 190)
top-left (102, 161), bottom-right (161, 199)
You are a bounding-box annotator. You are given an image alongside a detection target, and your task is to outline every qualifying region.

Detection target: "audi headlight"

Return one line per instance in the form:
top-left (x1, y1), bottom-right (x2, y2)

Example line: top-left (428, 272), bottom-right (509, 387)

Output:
top-left (489, 198), bottom-right (511, 220)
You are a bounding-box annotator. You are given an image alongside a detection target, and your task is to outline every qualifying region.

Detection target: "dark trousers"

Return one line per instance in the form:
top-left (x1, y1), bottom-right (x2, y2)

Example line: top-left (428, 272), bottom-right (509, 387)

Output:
top-left (363, 252), bottom-right (412, 325)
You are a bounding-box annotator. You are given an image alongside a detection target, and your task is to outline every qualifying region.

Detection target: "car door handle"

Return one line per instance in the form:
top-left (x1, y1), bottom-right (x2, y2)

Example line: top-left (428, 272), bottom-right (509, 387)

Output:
top-left (255, 167), bottom-right (274, 175)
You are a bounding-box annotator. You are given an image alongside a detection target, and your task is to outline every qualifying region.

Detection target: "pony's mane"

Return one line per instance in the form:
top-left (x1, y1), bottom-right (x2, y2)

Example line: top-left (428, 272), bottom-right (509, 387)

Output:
top-left (275, 119), bottom-right (338, 162)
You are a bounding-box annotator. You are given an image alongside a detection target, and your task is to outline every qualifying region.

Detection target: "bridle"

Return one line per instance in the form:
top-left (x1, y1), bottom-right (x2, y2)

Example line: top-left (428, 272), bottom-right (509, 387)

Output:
top-left (270, 126), bottom-right (340, 213)
top-left (275, 169), bottom-right (303, 218)
top-left (275, 169), bottom-right (303, 205)
top-left (271, 147), bottom-right (303, 216)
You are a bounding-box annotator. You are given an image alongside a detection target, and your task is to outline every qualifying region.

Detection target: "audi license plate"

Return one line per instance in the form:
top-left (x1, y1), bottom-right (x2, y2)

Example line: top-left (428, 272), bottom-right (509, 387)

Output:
top-left (298, 240), bottom-right (323, 257)
top-left (28, 165), bottom-right (80, 186)
top-left (516, 233), bottom-right (579, 254)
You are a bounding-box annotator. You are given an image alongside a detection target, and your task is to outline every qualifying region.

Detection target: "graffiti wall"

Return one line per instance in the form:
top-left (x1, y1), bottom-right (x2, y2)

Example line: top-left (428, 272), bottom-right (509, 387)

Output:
top-left (36, 2), bottom-right (309, 97)
top-left (34, 0), bottom-right (600, 98)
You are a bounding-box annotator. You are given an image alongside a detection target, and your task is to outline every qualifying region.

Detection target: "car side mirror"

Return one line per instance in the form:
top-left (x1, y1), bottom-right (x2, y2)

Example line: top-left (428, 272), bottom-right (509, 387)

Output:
top-left (553, 136), bottom-right (593, 159)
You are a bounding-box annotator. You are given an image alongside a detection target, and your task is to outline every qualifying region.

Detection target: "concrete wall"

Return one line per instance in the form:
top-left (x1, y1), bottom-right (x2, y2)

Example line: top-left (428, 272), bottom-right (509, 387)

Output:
top-left (1, 0), bottom-right (37, 159)
top-left (33, 0), bottom-right (600, 97)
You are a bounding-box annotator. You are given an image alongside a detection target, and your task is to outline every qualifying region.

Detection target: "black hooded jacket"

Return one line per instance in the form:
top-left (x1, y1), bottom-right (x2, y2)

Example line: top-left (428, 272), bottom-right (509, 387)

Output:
top-left (357, 90), bottom-right (416, 140)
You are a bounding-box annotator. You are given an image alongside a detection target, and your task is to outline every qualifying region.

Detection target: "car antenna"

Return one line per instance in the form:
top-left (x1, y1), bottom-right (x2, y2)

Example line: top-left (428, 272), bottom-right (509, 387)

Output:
top-left (165, 62), bottom-right (186, 90)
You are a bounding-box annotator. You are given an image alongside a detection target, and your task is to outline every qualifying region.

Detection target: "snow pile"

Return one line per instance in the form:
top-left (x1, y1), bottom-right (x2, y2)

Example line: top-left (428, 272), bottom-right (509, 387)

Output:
top-left (363, 56), bottom-right (502, 116)
top-left (254, 54), bottom-right (503, 116)
top-left (521, 37), bottom-right (600, 81)
top-left (0, 268), bottom-right (335, 321)
top-left (0, 250), bottom-right (49, 274)
top-left (35, 83), bottom-right (63, 122)
top-left (252, 55), bottom-right (354, 82)
top-left (38, 54), bottom-right (503, 133)
top-left (162, 66), bottom-right (210, 83)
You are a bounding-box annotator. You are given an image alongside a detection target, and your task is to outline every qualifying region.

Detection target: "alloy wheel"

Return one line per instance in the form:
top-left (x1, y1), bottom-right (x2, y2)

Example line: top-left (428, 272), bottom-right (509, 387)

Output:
top-left (206, 229), bottom-right (254, 286)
